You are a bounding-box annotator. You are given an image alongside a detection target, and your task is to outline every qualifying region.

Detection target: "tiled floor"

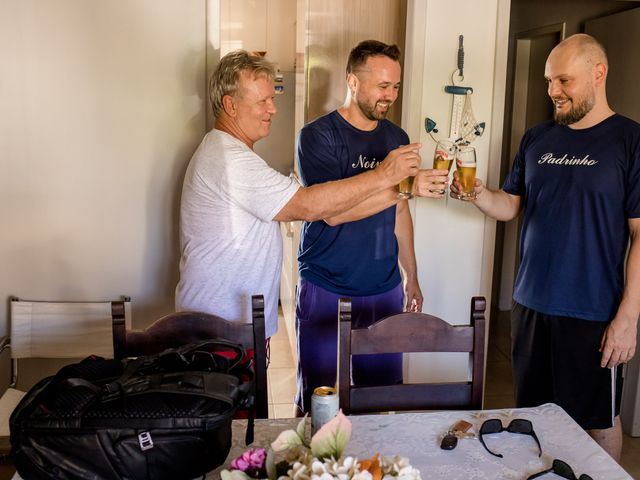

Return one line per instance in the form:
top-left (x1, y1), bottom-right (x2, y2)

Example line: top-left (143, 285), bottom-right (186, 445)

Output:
top-left (267, 311), bottom-right (298, 418)
top-left (268, 307), bottom-right (640, 478)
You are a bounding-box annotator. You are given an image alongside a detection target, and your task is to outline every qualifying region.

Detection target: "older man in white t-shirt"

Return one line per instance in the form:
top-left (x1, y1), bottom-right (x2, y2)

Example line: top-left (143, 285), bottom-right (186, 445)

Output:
top-left (176, 50), bottom-right (447, 337)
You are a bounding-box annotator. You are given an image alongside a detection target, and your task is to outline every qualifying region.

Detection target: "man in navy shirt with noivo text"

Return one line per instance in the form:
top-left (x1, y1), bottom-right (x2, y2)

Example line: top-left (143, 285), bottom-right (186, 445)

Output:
top-left (294, 40), bottom-right (449, 414)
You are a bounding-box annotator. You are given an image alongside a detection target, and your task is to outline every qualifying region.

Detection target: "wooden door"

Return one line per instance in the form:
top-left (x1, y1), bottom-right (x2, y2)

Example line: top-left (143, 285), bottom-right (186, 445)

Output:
top-left (303, 0), bottom-right (408, 124)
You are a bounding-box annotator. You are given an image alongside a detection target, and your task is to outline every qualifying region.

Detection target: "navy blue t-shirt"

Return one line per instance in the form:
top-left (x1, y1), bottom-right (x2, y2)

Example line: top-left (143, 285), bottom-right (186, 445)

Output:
top-left (296, 111), bottom-right (409, 296)
top-left (503, 114), bottom-right (640, 321)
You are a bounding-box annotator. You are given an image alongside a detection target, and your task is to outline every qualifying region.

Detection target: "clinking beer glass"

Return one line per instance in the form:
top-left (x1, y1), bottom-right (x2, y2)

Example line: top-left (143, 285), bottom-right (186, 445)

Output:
top-left (398, 174), bottom-right (415, 200)
top-left (432, 139), bottom-right (456, 194)
top-left (397, 145), bottom-right (420, 199)
top-left (454, 145), bottom-right (477, 200)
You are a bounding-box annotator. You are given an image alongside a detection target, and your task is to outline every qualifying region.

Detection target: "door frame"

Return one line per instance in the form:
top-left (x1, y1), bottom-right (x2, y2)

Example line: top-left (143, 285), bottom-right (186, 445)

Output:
top-left (493, 22), bottom-right (565, 312)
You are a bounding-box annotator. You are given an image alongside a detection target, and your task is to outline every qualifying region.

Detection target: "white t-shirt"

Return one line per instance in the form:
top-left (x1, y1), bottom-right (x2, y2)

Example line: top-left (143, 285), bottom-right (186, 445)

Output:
top-left (175, 129), bottom-right (299, 337)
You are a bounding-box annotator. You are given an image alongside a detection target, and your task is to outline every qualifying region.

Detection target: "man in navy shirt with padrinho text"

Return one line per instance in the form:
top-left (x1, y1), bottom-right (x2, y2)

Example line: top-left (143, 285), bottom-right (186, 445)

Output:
top-left (451, 33), bottom-right (640, 461)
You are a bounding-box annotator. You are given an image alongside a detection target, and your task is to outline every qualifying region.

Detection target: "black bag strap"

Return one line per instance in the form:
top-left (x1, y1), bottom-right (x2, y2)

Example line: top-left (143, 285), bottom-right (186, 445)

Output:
top-left (174, 339), bottom-right (247, 367)
top-left (62, 378), bottom-right (101, 394)
top-left (114, 371), bottom-right (247, 404)
top-left (246, 412), bottom-right (254, 445)
top-left (97, 339), bottom-right (246, 395)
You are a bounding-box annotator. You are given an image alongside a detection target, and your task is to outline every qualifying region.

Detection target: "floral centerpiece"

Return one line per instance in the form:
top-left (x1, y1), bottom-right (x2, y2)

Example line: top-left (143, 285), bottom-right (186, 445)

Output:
top-left (220, 411), bottom-right (421, 480)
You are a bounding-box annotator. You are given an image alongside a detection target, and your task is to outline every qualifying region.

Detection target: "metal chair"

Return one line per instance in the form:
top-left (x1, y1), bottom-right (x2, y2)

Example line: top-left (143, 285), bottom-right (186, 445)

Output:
top-left (338, 296), bottom-right (486, 414)
top-left (0, 296), bottom-right (132, 457)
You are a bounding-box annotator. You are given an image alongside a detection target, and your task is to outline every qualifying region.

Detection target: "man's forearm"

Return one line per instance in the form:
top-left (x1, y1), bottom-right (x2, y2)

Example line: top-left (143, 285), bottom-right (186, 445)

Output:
top-left (395, 202), bottom-right (422, 311)
top-left (395, 202), bottom-right (418, 282)
top-left (324, 188), bottom-right (399, 226)
top-left (281, 167), bottom-right (392, 222)
top-left (615, 221), bottom-right (640, 327)
top-left (473, 188), bottom-right (522, 222)
top-left (600, 219), bottom-right (640, 368)
top-left (275, 143), bottom-right (421, 222)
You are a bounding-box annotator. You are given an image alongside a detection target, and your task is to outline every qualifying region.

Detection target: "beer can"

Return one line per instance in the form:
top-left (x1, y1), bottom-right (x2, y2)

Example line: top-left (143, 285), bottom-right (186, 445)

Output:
top-left (311, 386), bottom-right (339, 435)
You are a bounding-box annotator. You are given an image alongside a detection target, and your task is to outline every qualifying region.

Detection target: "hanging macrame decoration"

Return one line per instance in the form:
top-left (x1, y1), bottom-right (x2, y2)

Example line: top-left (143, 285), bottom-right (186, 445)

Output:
top-left (425, 35), bottom-right (485, 146)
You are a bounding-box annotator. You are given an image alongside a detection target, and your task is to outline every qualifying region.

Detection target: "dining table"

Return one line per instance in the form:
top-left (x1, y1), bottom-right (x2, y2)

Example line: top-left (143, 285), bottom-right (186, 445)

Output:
top-left (210, 402), bottom-right (632, 479)
top-left (8, 402), bottom-right (633, 479)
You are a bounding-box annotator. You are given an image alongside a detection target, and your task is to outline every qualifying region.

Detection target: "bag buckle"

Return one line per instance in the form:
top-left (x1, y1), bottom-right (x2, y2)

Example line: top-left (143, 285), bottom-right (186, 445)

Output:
top-left (138, 431), bottom-right (154, 451)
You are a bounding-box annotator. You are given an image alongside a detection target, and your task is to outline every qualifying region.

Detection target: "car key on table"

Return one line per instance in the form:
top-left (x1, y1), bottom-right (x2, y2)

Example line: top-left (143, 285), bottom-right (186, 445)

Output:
top-left (440, 420), bottom-right (474, 450)
top-left (440, 431), bottom-right (458, 450)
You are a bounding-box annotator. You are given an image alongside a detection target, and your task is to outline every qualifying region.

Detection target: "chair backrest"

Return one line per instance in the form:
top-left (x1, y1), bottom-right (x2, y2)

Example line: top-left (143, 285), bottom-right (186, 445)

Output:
top-left (7, 296), bottom-right (131, 360)
top-left (0, 296), bottom-right (132, 454)
top-left (3, 296), bottom-right (132, 389)
top-left (113, 295), bottom-right (268, 419)
top-left (338, 296), bottom-right (486, 414)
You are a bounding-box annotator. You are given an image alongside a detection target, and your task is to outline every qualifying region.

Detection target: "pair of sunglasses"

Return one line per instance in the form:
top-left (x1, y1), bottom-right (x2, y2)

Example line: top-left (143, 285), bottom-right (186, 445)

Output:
top-left (479, 418), bottom-right (542, 458)
top-left (527, 459), bottom-right (593, 480)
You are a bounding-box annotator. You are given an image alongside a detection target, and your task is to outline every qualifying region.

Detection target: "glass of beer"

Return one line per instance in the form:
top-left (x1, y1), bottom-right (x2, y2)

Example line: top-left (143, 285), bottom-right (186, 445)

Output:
top-left (455, 145), bottom-right (477, 200)
top-left (398, 175), bottom-right (414, 199)
top-left (397, 145), bottom-right (419, 199)
top-left (432, 139), bottom-right (456, 194)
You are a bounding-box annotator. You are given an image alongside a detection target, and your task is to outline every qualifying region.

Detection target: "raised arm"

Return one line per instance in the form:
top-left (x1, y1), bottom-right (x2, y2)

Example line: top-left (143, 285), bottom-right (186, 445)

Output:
top-left (450, 171), bottom-right (522, 221)
top-left (322, 187), bottom-right (399, 226)
top-left (274, 143), bottom-right (420, 222)
top-left (322, 167), bottom-right (451, 226)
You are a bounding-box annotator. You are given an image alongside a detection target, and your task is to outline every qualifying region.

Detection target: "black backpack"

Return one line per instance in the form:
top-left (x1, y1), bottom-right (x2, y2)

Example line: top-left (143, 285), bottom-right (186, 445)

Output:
top-left (10, 340), bottom-right (254, 480)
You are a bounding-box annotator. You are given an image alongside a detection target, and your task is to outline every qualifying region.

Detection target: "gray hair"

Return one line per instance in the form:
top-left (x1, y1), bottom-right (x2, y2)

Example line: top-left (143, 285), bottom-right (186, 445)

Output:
top-left (209, 50), bottom-right (276, 117)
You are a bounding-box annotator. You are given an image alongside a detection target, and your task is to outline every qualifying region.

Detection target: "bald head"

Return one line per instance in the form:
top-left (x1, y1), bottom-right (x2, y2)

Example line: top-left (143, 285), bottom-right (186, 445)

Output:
top-left (550, 33), bottom-right (608, 70)
top-left (545, 33), bottom-right (612, 128)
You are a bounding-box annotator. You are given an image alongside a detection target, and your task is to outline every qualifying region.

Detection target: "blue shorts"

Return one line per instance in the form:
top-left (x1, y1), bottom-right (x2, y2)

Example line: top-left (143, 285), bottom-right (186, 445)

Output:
top-left (294, 278), bottom-right (404, 412)
top-left (511, 302), bottom-right (623, 430)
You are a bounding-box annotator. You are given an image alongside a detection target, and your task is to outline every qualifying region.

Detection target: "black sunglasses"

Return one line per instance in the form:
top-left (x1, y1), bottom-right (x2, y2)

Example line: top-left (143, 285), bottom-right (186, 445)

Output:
top-left (527, 459), bottom-right (593, 480)
top-left (478, 418), bottom-right (542, 458)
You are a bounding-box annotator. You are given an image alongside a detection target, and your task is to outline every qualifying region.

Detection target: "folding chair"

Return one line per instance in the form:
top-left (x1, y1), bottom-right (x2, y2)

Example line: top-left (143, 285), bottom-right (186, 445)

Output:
top-left (113, 294), bottom-right (269, 419)
top-left (0, 296), bottom-right (132, 457)
top-left (338, 296), bottom-right (486, 414)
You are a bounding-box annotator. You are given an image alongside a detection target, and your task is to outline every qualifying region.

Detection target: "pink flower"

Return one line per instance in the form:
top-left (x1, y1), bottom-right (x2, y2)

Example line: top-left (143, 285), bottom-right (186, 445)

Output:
top-left (248, 448), bottom-right (266, 466)
top-left (229, 447), bottom-right (267, 478)
top-left (230, 456), bottom-right (250, 471)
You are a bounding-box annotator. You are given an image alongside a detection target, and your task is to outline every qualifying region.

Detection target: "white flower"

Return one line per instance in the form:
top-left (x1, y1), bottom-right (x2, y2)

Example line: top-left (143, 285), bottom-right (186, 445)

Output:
top-left (308, 456), bottom-right (357, 479)
top-left (379, 455), bottom-right (421, 480)
top-left (288, 460), bottom-right (311, 480)
top-left (309, 459), bottom-right (330, 479)
top-left (351, 472), bottom-right (373, 480)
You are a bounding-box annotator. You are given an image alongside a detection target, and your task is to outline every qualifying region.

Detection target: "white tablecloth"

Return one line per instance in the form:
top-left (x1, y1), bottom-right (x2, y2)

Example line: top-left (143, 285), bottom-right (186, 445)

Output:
top-left (211, 403), bottom-right (631, 480)
top-left (11, 403), bottom-right (632, 479)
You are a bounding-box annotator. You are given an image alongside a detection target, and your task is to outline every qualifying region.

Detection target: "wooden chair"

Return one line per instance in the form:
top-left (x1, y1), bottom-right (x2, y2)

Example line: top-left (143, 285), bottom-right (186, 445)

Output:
top-left (0, 294), bottom-right (268, 463)
top-left (112, 294), bottom-right (269, 419)
top-left (338, 296), bottom-right (486, 414)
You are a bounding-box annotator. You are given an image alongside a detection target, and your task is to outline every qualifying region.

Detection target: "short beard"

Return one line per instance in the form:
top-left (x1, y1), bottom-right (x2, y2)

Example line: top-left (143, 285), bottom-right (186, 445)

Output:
top-left (357, 99), bottom-right (390, 121)
top-left (554, 93), bottom-right (595, 126)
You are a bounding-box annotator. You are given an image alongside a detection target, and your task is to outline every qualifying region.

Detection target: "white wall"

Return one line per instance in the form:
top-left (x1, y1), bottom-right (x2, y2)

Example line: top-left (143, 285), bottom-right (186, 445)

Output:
top-left (0, 0), bottom-right (510, 389)
top-left (219, 0), bottom-right (297, 71)
top-left (218, 0), bottom-right (297, 175)
top-left (402, 0), bottom-right (510, 383)
top-left (0, 0), bottom-right (209, 331)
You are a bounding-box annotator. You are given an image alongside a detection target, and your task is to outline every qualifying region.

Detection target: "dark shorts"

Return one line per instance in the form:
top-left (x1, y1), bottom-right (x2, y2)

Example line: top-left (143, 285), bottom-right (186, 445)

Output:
top-left (510, 302), bottom-right (623, 430)
top-left (294, 278), bottom-right (403, 413)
